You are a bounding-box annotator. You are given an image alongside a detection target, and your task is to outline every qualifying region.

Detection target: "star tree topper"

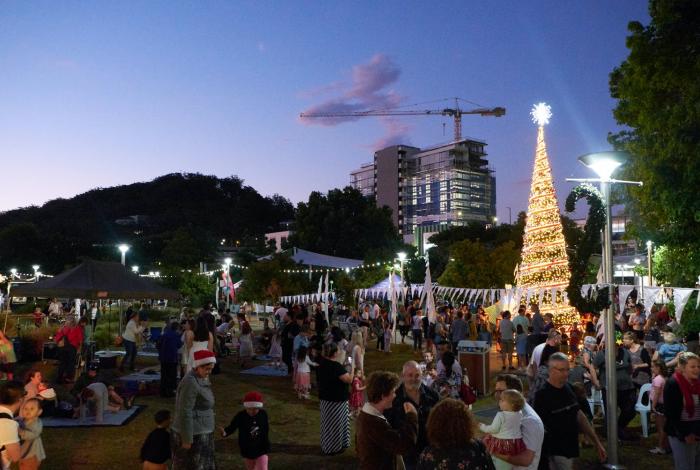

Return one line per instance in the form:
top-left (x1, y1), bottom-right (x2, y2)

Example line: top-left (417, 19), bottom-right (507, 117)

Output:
top-left (531, 102), bottom-right (552, 126)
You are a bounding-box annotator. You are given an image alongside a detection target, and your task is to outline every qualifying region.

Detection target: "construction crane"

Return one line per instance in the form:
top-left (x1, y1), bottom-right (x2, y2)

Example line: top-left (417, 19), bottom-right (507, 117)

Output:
top-left (300, 98), bottom-right (506, 142)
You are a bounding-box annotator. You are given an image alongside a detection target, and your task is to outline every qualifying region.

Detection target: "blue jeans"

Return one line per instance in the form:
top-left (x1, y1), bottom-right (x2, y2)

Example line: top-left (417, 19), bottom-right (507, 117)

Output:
top-left (669, 436), bottom-right (700, 470)
top-left (122, 339), bottom-right (137, 371)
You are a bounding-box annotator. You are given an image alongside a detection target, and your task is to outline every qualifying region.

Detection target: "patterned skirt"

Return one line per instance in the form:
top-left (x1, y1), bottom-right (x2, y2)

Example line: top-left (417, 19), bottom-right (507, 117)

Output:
top-left (320, 400), bottom-right (350, 454)
top-left (171, 430), bottom-right (217, 470)
top-left (483, 435), bottom-right (526, 456)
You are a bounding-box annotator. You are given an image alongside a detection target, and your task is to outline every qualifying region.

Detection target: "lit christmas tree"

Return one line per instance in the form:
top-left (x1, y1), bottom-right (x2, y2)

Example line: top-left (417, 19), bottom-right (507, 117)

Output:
top-left (516, 103), bottom-right (578, 324)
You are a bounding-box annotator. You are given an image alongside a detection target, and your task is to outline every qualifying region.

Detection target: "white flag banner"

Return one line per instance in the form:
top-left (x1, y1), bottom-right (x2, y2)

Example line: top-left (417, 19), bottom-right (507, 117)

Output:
top-left (581, 285), bottom-right (590, 299)
top-left (618, 286), bottom-right (635, 316)
top-left (643, 287), bottom-right (661, 314)
top-left (673, 288), bottom-right (696, 324)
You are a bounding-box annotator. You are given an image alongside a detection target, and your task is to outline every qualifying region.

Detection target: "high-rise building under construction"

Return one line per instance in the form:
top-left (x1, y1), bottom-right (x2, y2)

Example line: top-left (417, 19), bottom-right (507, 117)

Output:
top-left (350, 138), bottom-right (496, 253)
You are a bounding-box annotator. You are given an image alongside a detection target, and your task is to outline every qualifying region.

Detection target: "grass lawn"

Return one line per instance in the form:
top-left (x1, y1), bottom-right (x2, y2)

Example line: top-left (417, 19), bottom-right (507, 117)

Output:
top-left (29, 340), bottom-right (673, 469)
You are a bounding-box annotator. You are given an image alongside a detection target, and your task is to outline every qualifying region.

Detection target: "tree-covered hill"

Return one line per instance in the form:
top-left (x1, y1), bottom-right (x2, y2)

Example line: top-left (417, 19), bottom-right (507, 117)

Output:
top-left (0, 173), bottom-right (294, 274)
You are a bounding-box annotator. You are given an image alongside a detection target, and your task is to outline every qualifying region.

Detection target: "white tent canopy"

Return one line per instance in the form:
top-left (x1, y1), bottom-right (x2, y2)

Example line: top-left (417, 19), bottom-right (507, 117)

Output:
top-left (290, 247), bottom-right (363, 269)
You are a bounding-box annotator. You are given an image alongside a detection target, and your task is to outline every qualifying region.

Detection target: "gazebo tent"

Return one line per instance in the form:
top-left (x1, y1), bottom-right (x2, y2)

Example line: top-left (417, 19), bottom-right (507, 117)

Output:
top-left (12, 259), bottom-right (179, 300)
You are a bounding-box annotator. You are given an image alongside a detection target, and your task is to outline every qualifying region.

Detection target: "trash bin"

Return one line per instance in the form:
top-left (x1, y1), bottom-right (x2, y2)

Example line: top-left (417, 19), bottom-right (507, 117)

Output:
top-left (458, 340), bottom-right (490, 396)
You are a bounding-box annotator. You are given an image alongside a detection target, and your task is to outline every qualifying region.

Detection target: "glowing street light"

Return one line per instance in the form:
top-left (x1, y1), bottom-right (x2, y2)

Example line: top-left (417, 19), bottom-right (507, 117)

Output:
top-left (396, 252), bottom-right (407, 288)
top-left (118, 244), bottom-right (130, 266)
top-left (568, 150), bottom-right (642, 467)
top-left (32, 265), bottom-right (40, 283)
top-left (9, 269), bottom-right (17, 278)
top-left (131, 265), bottom-right (139, 274)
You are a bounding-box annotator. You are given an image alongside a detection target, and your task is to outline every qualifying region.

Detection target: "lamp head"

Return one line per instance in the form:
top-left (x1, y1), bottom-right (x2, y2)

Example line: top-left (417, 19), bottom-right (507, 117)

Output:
top-left (397, 252), bottom-right (407, 262)
top-left (10, 269), bottom-right (17, 275)
top-left (32, 265), bottom-right (39, 272)
top-left (578, 151), bottom-right (629, 181)
top-left (118, 244), bottom-right (130, 254)
top-left (131, 265), bottom-right (139, 273)
top-left (224, 257), bottom-right (232, 265)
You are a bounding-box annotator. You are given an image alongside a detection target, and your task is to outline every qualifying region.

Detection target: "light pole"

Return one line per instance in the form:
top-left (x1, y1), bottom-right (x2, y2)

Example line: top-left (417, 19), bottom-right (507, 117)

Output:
top-left (646, 240), bottom-right (654, 286)
top-left (32, 265), bottom-right (40, 283)
top-left (506, 206), bottom-right (512, 225)
top-left (118, 244), bottom-right (130, 266)
top-left (568, 150), bottom-right (642, 468)
top-left (224, 258), bottom-right (232, 310)
top-left (396, 252), bottom-right (407, 289)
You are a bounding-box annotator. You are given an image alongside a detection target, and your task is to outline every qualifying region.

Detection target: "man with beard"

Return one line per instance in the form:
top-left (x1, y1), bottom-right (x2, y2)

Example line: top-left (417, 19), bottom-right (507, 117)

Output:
top-left (384, 360), bottom-right (439, 470)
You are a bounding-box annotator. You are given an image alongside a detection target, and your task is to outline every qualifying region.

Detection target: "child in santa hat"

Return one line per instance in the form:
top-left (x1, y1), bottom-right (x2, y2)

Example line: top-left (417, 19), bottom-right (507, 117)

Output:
top-left (219, 391), bottom-right (270, 470)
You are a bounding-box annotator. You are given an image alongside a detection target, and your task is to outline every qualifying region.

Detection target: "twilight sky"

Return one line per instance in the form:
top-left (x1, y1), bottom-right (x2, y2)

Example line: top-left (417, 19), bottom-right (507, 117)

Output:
top-left (0, 1), bottom-right (650, 222)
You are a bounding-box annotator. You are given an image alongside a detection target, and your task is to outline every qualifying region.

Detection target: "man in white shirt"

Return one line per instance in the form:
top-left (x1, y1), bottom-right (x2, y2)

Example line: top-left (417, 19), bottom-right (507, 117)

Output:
top-left (0, 382), bottom-right (22, 470)
top-left (492, 374), bottom-right (544, 470)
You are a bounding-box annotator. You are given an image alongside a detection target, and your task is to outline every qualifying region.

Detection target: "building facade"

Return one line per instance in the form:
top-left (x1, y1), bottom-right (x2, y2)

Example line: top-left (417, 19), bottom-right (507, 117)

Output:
top-left (351, 139), bottom-right (496, 249)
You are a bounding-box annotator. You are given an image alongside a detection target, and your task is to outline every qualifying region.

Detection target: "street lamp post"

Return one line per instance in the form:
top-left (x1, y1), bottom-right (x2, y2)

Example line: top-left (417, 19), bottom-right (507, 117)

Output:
top-left (224, 257), bottom-right (232, 311)
top-left (568, 150), bottom-right (642, 468)
top-left (646, 240), bottom-right (654, 286)
top-left (118, 244), bottom-right (130, 266)
top-left (506, 206), bottom-right (512, 225)
top-left (32, 265), bottom-right (40, 283)
top-left (396, 252), bottom-right (407, 289)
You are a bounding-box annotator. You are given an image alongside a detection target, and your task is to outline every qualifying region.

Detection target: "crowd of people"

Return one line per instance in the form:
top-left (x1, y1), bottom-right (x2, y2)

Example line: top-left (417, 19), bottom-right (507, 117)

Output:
top-left (1, 294), bottom-right (699, 470)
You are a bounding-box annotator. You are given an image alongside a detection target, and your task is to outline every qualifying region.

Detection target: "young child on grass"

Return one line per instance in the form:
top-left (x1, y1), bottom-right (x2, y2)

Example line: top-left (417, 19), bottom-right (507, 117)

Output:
top-left (294, 346), bottom-right (317, 399)
top-left (139, 409), bottom-right (171, 470)
top-left (18, 398), bottom-right (45, 470)
top-left (220, 391), bottom-right (270, 470)
top-left (479, 389), bottom-right (526, 470)
top-left (349, 369), bottom-right (366, 418)
top-left (383, 323), bottom-right (392, 353)
top-left (268, 330), bottom-right (283, 370)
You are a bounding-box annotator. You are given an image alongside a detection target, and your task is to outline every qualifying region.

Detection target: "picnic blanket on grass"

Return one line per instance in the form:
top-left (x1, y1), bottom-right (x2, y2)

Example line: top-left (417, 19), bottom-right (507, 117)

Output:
top-left (43, 405), bottom-right (145, 428)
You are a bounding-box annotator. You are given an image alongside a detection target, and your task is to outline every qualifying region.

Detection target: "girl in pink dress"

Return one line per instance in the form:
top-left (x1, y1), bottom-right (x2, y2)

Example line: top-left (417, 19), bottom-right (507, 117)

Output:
top-left (294, 346), bottom-right (317, 399)
top-left (349, 369), bottom-right (366, 418)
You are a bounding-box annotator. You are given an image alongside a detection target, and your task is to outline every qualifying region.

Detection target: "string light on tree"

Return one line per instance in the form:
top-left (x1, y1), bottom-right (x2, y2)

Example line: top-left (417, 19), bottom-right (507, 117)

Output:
top-left (516, 102), bottom-right (578, 325)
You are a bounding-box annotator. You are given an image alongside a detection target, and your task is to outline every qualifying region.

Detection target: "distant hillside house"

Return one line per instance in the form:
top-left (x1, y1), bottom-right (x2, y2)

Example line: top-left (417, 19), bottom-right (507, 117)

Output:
top-left (114, 215), bottom-right (151, 226)
top-left (265, 230), bottom-right (293, 253)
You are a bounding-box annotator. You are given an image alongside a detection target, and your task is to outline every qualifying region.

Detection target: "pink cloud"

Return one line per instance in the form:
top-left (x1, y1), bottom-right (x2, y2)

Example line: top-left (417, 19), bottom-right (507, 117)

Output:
top-left (300, 54), bottom-right (412, 149)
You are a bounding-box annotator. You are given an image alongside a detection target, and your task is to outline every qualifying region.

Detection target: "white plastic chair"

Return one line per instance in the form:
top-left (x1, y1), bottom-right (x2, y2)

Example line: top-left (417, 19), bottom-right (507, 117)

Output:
top-left (588, 387), bottom-right (605, 417)
top-left (635, 383), bottom-right (653, 437)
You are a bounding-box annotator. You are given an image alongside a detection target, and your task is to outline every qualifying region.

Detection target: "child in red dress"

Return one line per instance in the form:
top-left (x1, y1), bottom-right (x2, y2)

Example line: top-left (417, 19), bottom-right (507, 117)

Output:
top-left (479, 389), bottom-right (526, 470)
top-left (349, 369), bottom-right (365, 418)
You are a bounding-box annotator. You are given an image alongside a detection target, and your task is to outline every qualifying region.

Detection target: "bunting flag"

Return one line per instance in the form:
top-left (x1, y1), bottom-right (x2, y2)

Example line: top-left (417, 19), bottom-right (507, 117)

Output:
top-left (642, 287), bottom-right (661, 314)
top-left (673, 288), bottom-right (696, 324)
top-left (422, 256), bottom-right (436, 324)
top-left (323, 271), bottom-right (330, 324)
top-left (618, 286), bottom-right (635, 316)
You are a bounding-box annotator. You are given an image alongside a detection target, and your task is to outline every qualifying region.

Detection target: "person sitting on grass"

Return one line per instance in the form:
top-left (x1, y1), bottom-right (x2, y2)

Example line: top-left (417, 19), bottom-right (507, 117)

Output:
top-left (140, 409), bottom-right (171, 470)
top-left (219, 391), bottom-right (270, 470)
